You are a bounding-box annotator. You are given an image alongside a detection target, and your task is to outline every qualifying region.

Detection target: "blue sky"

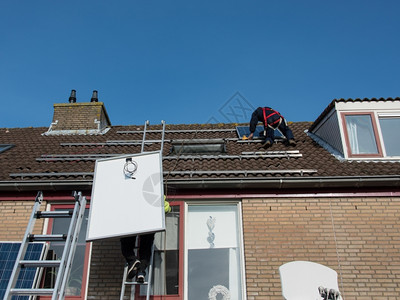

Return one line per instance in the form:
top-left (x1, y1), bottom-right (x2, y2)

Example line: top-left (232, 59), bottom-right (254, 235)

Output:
top-left (1, 0), bottom-right (399, 128)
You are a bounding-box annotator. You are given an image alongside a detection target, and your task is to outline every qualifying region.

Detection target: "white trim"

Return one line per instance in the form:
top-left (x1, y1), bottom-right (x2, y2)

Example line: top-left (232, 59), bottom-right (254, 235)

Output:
top-left (377, 112), bottom-right (400, 118)
top-left (237, 201), bottom-right (247, 300)
top-left (184, 202), bottom-right (189, 300)
top-left (336, 101), bottom-right (400, 111)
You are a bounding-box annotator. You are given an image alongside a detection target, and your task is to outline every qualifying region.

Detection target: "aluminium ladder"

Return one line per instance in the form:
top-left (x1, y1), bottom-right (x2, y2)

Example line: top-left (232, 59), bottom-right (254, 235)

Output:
top-left (4, 191), bottom-right (87, 300)
top-left (120, 244), bottom-right (155, 300)
top-left (120, 120), bottom-right (166, 300)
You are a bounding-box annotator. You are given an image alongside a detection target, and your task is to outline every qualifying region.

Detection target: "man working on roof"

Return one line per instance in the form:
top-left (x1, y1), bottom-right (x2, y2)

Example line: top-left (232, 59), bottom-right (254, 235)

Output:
top-left (120, 196), bottom-right (171, 283)
top-left (246, 106), bottom-right (296, 147)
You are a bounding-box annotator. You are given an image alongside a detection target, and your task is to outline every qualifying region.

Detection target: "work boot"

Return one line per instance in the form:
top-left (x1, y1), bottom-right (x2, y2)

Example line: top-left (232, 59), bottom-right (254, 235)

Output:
top-left (288, 139), bottom-right (296, 146)
top-left (136, 271), bottom-right (146, 283)
top-left (127, 259), bottom-right (141, 279)
top-left (262, 140), bottom-right (272, 148)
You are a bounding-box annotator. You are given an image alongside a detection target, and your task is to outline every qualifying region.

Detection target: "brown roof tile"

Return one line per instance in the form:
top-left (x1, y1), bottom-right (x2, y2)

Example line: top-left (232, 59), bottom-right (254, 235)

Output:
top-left (0, 122), bottom-right (399, 189)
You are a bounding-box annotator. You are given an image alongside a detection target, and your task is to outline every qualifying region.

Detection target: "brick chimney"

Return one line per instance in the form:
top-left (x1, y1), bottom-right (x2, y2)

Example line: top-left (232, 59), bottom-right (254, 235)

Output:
top-left (44, 90), bottom-right (111, 135)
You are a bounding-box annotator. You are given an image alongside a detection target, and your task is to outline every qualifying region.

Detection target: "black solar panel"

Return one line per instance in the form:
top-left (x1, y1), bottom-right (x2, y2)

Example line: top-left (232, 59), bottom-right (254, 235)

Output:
top-left (0, 242), bottom-right (46, 300)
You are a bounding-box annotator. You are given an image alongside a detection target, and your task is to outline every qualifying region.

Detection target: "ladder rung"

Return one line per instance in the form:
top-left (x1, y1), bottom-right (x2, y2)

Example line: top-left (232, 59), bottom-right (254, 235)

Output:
top-left (10, 288), bottom-right (54, 296)
top-left (20, 260), bottom-right (61, 268)
top-left (36, 210), bottom-right (72, 219)
top-left (29, 234), bottom-right (66, 242)
top-left (124, 281), bottom-right (148, 285)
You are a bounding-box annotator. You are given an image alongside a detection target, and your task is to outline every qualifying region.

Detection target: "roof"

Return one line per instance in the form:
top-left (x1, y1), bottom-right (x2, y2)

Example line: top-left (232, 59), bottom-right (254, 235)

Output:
top-left (1, 122), bottom-right (399, 192)
top-left (309, 97), bottom-right (400, 132)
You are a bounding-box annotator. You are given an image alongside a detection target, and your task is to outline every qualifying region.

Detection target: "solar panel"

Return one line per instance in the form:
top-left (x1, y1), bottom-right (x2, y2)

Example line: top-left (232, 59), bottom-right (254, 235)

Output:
top-left (236, 125), bottom-right (284, 139)
top-left (0, 242), bottom-right (47, 300)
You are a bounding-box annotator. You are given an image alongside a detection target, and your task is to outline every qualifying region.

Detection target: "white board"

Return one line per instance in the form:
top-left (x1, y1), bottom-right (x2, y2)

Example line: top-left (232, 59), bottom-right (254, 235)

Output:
top-left (86, 151), bottom-right (165, 241)
top-left (279, 261), bottom-right (340, 300)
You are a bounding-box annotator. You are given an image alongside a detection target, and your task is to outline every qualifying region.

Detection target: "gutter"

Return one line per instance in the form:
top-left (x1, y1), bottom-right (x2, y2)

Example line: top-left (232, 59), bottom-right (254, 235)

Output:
top-left (0, 175), bottom-right (399, 192)
top-left (0, 180), bottom-right (93, 192)
top-left (164, 175), bottom-right (400, 189)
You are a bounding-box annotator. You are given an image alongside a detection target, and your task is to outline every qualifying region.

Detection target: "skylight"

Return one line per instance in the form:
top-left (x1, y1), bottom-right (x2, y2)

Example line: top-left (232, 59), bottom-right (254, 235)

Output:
top-left (170, 139), bottom-right (226, 155)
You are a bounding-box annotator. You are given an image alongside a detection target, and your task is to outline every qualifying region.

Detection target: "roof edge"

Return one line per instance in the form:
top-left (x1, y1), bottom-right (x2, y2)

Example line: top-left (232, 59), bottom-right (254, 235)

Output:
top-left (309, 97), bottom-right (400, 132)
top-left (1, 176), bottom-right (399, 192)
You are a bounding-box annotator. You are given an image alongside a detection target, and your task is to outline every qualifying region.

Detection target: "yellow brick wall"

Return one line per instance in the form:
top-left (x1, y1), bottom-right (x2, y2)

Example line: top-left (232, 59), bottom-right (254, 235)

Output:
top-left (242, 196), bottom-right (400, 300)
top-left (0, 201), bottom-right (45, 240)
top-left (2, 196), bottom-right (398, 299)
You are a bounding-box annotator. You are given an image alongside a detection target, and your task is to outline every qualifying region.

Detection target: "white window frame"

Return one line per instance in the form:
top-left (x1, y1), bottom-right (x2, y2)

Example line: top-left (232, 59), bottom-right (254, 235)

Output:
top-left (183, 201), bottom-right (247, 300)
top-left (375, 112), bottom-right (400, 158)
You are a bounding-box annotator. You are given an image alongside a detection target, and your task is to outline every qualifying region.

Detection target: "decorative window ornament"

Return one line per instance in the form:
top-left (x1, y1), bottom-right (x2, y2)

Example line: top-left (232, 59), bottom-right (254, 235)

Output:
top-left (206, 216), bottom-right (216, 248)
top-left (208, 285), bottom-right (231, 300)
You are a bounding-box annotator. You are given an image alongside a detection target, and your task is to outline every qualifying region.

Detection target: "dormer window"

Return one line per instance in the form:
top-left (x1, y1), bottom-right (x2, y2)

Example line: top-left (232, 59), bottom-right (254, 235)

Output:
top-left (378, 115), bottom-right (400, 156)
top-left (342, 112), bottom-right (400, 158)
top-left (309, 98), bottom-right (400, 160)
top-left (342, 113), bottom-right (381, 157)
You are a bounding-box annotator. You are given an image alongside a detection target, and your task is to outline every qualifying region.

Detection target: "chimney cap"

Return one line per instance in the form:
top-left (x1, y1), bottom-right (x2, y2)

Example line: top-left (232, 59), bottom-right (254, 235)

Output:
top-left (91, 90), bottom-right (98, 102)
top-left (69, 89), bottom-right (77, 103)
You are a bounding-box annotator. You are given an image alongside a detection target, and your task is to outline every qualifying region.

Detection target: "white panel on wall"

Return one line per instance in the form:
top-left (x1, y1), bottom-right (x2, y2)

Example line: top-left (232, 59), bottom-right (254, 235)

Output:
top-left (279, 261), bottom-right (340, 300)
top-left (86, 151), bottom-right (165, 241)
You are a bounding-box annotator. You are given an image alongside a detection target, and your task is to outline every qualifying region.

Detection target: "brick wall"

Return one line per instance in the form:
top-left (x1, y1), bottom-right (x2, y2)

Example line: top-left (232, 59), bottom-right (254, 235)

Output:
top-left (51, 102), bottom-right (110, 131)
top-left (0, 200), bottom-right (44, 240)
top-left (87, 239), bottom-right (127, 299)
top-left (3, 196), bottom-right (398, 299)
top-left (242, 196), bottom-right (400, 300)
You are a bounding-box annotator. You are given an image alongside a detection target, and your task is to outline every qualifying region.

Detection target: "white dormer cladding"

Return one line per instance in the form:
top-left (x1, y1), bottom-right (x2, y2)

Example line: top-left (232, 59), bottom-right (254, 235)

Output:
top-left (309, 98), bottom-right (400, 161)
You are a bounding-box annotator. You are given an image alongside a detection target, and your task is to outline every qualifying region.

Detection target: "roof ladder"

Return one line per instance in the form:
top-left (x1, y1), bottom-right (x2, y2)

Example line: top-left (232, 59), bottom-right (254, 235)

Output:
top-left (141, 120), bottom-right (166, 153)
top-left (120, 120), bottom-right (165, 300)
top-left (4, 191), bottom-right (87, 300)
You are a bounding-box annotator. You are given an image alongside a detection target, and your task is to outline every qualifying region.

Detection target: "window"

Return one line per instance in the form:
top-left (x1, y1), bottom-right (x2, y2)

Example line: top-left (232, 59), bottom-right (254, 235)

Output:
top-left (137, 201), bottom-right (246, 300)
top-left (342, 113), bottom-right (382, 157)
top-left (342, 112), bottom-right (400, 158)
top-left (42, 205), bottom-right (90, 299)
top-left (185, 203), bottom-right (245, 300)
top-left (378, 116), bottom-right (400, 156)
top-left (138, 202), bottom-right (183, 299)
top-left (171, 140), bottom-right (226, 155)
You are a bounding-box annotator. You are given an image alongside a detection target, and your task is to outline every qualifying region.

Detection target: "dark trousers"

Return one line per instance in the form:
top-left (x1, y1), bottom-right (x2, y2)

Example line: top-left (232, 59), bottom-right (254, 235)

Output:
top-left (120, 233), bottom-right (154, 271)
top-left (265, 118), bottom-right (294, 143)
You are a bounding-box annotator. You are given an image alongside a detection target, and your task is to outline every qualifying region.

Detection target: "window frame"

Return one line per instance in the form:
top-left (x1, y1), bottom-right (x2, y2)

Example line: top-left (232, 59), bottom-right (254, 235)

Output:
top-left (136, 201), bottom-right (185, 300)
top-left (183, 201), bottom-right (246, 300)
top-left (341, 112), bottom-right (383, 158)
top-left (40, 203), bottom-right (91, 300)
top-left (377, 114), bottom-right (400, 157)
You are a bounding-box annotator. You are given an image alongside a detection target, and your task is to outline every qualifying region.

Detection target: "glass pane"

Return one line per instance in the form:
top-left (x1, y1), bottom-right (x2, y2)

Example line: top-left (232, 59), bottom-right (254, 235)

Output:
top-left (141, 205), bottom-right (180, 296)
top-left (236, 126), bottom-right (283, 139)
top-left (187, 205), bottom-right (242, 300)
top-left (379, 117), bottom-right (400, 156)
top-left (43, 208), bottom-right (89, 296)
top-left (345, 115), bottom-right (378, 154)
